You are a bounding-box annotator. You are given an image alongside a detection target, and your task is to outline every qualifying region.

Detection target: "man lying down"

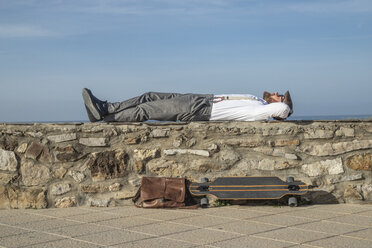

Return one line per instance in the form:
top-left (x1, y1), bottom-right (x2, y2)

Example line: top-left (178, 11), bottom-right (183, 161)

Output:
top-left (82, 89), bottom-right (293, 122)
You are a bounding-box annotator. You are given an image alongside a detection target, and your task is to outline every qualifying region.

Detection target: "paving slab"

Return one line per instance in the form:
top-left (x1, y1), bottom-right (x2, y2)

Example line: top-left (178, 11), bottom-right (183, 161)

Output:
top-left (63, 211), bottom-right (120, 223)
top-left (2, 204), bottom-right (372, 248)
top-left (25, 238), bottom-right (102, 248)
top-left (139, 209), bottom-right (200, 221)
top-left (343, 228), bottom-right (372, 240)
top-left (102, 206), bottom-right (161, 217)
top-left (171, 214), bottom-right (235, 228)
top-left (254, 227), bottom-right (334, 244)
top-left (47, 223), bottom-right (115, 237)
top-left (165, 228), bottom-right (242, 245)
top-left (211, 235), bottom-right (294, 248)
top-left (0, 224), bottom-right (33, 238)
top-left (311, 204), bottom-right (372, 214)
top-left (128, 221), bottom-right (196, 236)
top-left (249, 213), bottom-right (315, 227)
top-left (75, 229), bottom-right (153, 246)
top-left (20, 218), bottom-right (81, 232)
top-left (113, 237), bottom-right (196, 248)
top-left (281, 208), bottom-right (346, 220)
top-left (294, 220), bottom-right (365, 235)
top-left (27, 207), bottom-right (94, 217)
top-left (0, 231), bottom-right (63, 248)
top-left (0, 213), bottom-right (51, 225)
top-left (95, 216), bottom-right (161, 229)
top-left (306, 235), bottom-right (372, 248)
top-left (204, 207), bottom-right (271, 219)
top-left (208, 220), bottom-right (282, 235)
top-left (354, 210), bottom-right (372, 217)
top-left (326, 214), bottom-right (372, 227)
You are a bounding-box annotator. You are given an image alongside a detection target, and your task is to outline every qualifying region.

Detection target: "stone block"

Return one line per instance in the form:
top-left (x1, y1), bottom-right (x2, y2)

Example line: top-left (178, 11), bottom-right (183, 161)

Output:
top-left (133, 161), bottom-right (144, 173)
top-left (0, 172), bottom-right (17, 185)
top-left (253, 147), bottom-right (299, 160)
top-left (345, 153), bottom-right (372, 171)
top-left (89, 198), bottom-right (110, 207)
top-left (39, 146), bottom-right (51, 163)
top-left (79, 138), bottom-right (108, 147)
top-left (362, 184), bottom-right (372, 201)
top-left (50, 183), bottom-right (72, 196)
top-left (335, 127), bottom-right (355, 137)
top-left (207, 143), bottom-right (219, 152)
top-left (123, 137), bottom-right (139, 145)
top-left (54, 145), bottom-right (80, 162)
top-left (0, 185), bottom-right (9, 208)
top-left (87, 150), bottom-right (128, 181)
top-left (55, 196), bottom-right (77, 208)
top-left (25, 142), bottom-right (44, 160)
top-left (133, 148), bottom-right (159, 161)
top-left (164, 149), bottom-right (210, 157)
top-left (254, 159), bottom-right (298, 170)
top-left (302, 158), bottom-right (344, 177)
top-left (326, 173), bottom-right (363, 184)
top-left (0, 149), bottom-right (18, 172)
top-left (67, 170), bottom-right (85, 182)
top-left (81, 184), bottom-right (106, 193)
top-left (114, 190), bottom-right (136, 200)
top-left (302, 140), bottom-right (372, 156)
top-left (224, 138), bottom-right (265, 147)
top-left (109, 183), bottom-right (121, 192)
top-left (7, 186), bottom-right (47, 209)
top-left (344, 185), bottom-right (363, 202)
top-left (47, 133), bottom-right (77, 143)
top-left (150, 129), bottom-right (170, 138)
top-left (20, 161), bottom-right (51, 186)
top-left (16, 143), bottom-right (28, 153)
top-left (26, 131), bottom-right (43, 138)
top-left (80, 183), bottom-right (119, 193)
top-left (269, 139), bottom-right (300, 147)
top-left (218, 147), bottom-right (240, 167)
top-left (186, 137), bottom-right (196, 147)
top-left (304, 129), bottom-right (334, 139)
top-left (147, 159), bottom-right (186, 177)
top-left (0, 136), bottom-right (18, 151)
top-left (53, 167), bottom-right (67, 179)
top-left (173, 137), bottom-right (183, 147)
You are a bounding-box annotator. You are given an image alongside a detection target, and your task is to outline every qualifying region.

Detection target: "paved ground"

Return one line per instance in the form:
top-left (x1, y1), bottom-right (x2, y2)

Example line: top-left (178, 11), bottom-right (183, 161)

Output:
top-left (1, 203), bottom-right (372, 248)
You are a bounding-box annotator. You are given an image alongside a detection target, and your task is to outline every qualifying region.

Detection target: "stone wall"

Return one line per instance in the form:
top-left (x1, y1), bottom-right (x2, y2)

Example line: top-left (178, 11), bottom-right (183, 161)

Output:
top-left (0, 121), bottom-right (371, 209)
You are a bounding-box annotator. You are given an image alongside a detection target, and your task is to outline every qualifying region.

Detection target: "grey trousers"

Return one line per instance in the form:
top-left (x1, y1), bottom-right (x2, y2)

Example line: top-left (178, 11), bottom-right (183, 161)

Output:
top-left (103, 92), bottom-right (214, 122)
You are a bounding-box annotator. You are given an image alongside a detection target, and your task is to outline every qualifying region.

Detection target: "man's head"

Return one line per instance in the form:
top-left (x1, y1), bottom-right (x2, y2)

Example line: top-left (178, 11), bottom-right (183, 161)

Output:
top-left (263, 91), bottom-right (293, 117)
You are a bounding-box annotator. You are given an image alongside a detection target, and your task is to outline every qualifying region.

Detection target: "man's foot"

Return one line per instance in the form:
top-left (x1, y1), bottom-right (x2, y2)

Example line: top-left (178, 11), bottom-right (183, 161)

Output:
top-left (82, 88), bottom-right (108, 122)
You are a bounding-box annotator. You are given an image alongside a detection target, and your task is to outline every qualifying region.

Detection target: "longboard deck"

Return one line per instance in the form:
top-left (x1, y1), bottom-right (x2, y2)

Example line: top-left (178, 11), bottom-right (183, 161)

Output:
top-left (190, 177), bottom-right (308, 200)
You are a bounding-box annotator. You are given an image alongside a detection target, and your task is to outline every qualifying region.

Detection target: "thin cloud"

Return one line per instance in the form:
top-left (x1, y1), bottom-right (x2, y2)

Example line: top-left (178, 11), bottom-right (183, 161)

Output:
top-left (286, 0), bottom-right (372, 13)
top-left (0, 24), bottom-right (57, 38)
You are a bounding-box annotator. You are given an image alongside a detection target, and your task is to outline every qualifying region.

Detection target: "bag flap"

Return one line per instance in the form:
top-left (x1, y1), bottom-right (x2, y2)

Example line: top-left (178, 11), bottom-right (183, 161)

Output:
top-left (165, 178), bottom-right (186, 203)
top-left (141, 177), bottom-right (165, 201)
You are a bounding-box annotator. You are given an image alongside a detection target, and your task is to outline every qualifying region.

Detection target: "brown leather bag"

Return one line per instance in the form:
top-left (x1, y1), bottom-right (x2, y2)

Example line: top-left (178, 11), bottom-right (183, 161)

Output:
top-left (132, 177), bottom-right (197, 208)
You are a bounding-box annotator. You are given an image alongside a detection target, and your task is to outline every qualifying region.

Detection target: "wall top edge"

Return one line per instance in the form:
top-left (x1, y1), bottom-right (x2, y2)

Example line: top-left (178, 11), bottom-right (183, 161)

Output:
top-left (1, 119), bottom-right (372, 126)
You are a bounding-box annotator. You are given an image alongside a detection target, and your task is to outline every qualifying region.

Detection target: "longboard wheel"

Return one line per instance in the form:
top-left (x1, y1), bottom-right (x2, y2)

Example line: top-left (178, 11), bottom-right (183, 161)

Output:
top-left (286, 177), bottom-right (294, 183)
top-left (200, 177), bottom-right (209, 183)
top-left (288, 197), bottom-right (298, 207)
top-left (200, 197), bottom-right (209, 208)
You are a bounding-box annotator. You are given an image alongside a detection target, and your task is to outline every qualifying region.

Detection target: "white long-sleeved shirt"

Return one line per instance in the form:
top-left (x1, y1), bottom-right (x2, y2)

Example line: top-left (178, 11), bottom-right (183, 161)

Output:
top-left (209, 94), bottom-right (290, 121)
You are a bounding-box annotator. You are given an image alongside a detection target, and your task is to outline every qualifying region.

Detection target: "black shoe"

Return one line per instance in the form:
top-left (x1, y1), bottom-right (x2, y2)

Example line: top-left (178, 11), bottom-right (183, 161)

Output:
top-left (82, 88), bottom-right (108, 122)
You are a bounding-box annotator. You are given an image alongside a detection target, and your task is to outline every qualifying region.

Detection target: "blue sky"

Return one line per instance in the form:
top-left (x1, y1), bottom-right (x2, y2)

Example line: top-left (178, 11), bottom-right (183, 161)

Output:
top-left (0, 0), bottom-right (371, 122)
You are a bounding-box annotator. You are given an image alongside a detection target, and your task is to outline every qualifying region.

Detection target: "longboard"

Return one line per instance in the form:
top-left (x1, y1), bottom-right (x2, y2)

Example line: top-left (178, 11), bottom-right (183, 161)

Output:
top-left (189, 176), bottom-right (308, 207)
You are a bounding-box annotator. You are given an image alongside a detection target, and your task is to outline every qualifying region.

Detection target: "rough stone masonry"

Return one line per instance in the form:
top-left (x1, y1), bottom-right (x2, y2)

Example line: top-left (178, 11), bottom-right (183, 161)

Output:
top-left (0, 120), bottom-right (371, 209)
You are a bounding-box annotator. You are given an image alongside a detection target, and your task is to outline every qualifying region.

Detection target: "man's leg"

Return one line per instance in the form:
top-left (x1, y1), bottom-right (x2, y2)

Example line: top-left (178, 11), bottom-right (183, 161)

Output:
top-left (103, 94), bottom-right (213, 122)
top-left (108, 92), bottom-right (182, 114)
top-left (82, 89), bottom-right (182, 122)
